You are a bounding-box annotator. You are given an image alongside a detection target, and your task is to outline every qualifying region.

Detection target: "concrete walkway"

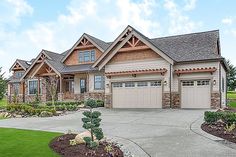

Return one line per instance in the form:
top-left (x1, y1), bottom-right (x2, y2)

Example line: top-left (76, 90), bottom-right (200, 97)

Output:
top-left (1, 108), bottom-right (236, 157)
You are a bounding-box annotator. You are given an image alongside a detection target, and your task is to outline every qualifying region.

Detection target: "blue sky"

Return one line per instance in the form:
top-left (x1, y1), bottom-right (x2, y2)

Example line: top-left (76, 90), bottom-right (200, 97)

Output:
top-left (1, 0), bottom-right (236, 77)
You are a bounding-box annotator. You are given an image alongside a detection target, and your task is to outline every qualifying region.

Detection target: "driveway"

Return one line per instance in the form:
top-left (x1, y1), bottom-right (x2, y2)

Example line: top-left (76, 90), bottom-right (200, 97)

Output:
top-left (0, 108), bottom-right (236, 157)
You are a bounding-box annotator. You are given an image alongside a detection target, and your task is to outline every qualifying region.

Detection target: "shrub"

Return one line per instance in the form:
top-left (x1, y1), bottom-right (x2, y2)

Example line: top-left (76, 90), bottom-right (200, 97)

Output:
top-left (97, 100), bottom-right (104, 107)
top-left (40, 111), bottom-right (53, 117)
top-left (224, 123), bottom-right (236, 133)
top-left (204, 111), bottom-right (236, 124)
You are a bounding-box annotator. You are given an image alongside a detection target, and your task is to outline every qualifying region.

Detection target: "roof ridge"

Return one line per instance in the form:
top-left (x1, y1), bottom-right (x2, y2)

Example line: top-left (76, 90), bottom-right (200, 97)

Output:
top-left (84, 33), bottom-right (110, 44)
top-left (150, 30), bottom-right (219, 40)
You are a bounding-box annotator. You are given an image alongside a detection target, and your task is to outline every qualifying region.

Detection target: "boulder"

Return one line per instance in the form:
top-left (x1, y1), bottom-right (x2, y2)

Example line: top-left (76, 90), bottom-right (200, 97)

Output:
top-left (40, 111), bottom-right (53, 117)
top-left (74, 131), bottom-right (96, 144)
top-left (15, 115), bottom-right (22, 118)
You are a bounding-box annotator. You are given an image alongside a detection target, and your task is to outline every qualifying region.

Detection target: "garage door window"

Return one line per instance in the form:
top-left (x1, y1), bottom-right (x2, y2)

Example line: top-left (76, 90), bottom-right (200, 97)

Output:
top-left (197, 80), bottom-right (209, 86)
top-left (182, 81), bottom-right (194, 86)
top-left (125, 82), bottom-right (135, 87)
top-left (137, 81), bottom-right (148, 87)
top-left (150, 81), bottom-right (161, 86)
top-left (113, 82), bottom-right (123, 88)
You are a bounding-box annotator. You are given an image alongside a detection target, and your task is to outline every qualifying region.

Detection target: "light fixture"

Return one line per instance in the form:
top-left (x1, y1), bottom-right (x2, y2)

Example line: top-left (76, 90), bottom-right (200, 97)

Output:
top-left (106, 83), bottom-right (109, 88)
top-left (213, 80), bottom-right (216, 85)
top-left (164, 80), bottom-right (167, 85)
top-left (132, 74), bottom-right (136, 77)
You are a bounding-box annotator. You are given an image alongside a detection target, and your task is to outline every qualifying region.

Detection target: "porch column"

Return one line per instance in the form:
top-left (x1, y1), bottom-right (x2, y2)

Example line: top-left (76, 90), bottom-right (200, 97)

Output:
top-left (60, 76), bottom-right (62, 93)
top-left (58, 75), bottom-right (63, 101)
top-left (38, 77), bottom-right (40, 94)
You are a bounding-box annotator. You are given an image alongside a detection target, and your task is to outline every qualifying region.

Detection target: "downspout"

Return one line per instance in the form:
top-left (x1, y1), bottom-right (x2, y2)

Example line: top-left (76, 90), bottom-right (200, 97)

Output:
top-left (219, 62), bottom-right (222, 108)
top-left (169, 64), bottom-right (172, 108)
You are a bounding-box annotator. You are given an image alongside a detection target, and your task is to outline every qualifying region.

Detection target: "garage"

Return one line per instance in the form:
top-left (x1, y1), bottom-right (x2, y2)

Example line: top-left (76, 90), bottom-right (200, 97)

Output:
top-left (181, 80), bottom-right (211, 108)
top-left (112, 80), bottom-right (162, 108)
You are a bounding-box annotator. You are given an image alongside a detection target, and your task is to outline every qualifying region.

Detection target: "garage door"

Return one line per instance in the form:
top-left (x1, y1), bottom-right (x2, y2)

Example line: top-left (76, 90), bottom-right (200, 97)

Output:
top-left (112, 81), bottom-right (162, 108)
top-left (181, 80), bottom-right (211, 108)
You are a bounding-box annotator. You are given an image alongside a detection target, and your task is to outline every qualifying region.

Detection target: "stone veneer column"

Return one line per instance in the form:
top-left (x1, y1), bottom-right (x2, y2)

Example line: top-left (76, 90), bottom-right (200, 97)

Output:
top-left (162, 93), bottom-right (170, 108)
top-left (58, 93), bottom-right (64, 101)
top-left (211, 92), bottom-right (221, 109)
top-left (105, 93), bottom-right (112, 108)
top-left (171, 92), bottom-right (180, 108)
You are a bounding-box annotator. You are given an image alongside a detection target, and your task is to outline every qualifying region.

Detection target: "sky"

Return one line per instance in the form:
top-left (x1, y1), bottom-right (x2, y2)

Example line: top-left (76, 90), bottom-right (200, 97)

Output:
top-left (0, 0), bottom-right (236, 77)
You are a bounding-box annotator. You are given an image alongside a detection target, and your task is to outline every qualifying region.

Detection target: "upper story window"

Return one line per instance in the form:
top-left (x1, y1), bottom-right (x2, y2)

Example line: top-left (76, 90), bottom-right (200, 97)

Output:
top-left (78, 50), bottom-right (95, 63)
top-left (14, 71), bottom-right (24, 79)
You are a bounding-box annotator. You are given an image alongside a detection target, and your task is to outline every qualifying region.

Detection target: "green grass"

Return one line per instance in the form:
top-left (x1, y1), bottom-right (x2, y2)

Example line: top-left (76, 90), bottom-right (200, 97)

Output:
top-left (0, 97), bottom-right (7, 106)
top-left (228, 101), bottom-right (236, 108)
top-left (227, 91), bottom-right (236, 99)
top-left (0, 128), bottom-right (62, 157)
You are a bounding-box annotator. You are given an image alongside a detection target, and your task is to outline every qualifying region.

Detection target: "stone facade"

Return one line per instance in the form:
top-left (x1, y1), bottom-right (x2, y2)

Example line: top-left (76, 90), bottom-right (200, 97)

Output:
top-left (162, 93), bottom-right (170, 108)
top-left (104, 94), bottom-right (112, 108)
top-left (171, 92), bottom-right (180, 108)
top-left (211, 92), bottom-right (221, 109)
top-left (74, 92), bottom-right (105, 102)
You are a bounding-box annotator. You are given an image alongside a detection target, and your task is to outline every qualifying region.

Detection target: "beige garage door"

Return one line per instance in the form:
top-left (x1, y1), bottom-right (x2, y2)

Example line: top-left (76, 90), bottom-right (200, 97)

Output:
top-left (112, 81), bottom-right (162, 108)
top-left (181, 80), bottom-right (211, 108)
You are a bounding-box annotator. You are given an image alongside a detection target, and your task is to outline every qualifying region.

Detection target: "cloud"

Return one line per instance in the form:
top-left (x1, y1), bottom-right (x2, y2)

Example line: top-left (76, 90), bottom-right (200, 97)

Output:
top-left (184, 0), bottom-right (197, 11)
top-left (164, 0), bottom-right (201, 35)
top-left (222, 18), bottom-right (233, 25)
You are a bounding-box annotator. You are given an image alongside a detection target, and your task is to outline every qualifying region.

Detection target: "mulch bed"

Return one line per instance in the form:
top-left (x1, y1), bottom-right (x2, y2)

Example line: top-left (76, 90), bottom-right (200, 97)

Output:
top-left (201, 122), bottom-right (236, 143)
top-left (49, 134), bottom-right (124, 157)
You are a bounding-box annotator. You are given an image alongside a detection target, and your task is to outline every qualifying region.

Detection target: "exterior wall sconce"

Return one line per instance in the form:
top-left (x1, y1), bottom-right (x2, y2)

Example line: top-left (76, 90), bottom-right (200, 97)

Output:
top-left (213, 80), bottom-right (216, 85)
top-left (163, 80), bottom-right (167, 85)
top-left (106, 83), bottom-right (109, 88)
top-left (132, 74), bottom-right (136, 77)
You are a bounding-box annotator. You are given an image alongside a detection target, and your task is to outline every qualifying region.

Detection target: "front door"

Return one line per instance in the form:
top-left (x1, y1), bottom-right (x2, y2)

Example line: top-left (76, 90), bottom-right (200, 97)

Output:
top-left (80, 78), bottom-right (86, 93)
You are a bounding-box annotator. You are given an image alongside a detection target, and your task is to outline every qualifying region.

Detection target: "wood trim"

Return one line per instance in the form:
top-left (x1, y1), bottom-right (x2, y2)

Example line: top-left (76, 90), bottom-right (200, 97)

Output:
top-left (118, 45), bottom-right (149, 52)
top-left (75, 45), bottom-right (95, 49)
top-left (105, 68), bottom-right (167, 77)
top-left (174, 67), bottom-right (217, 76)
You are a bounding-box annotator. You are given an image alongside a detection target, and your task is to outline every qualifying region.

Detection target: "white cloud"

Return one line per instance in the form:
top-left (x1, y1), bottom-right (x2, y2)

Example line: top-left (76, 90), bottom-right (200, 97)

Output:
top-left (164, 0), bottom-right (201, 35)
top-left (6, 0), bottom-right (33, 17)
top-left (184, 0), bottom-right (197, 11)
top-left (222, 18), bottom-right (233, 25)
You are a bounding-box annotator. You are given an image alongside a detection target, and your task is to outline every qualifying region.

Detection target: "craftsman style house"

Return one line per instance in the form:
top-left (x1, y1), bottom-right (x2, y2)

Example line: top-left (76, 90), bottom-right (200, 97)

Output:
top-left (7, 25), bottom-right (228, 109)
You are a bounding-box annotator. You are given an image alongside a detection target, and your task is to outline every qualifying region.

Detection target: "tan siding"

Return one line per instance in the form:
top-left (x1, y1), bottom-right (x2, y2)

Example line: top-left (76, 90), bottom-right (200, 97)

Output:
top-left (109, 49), bottom-right (160, 64)
top-left (172, 62), bottom-right (219, 92)
top-left (64, 48), bottom-right (103, 65)
top-left (221, 64), bottom-right (227, 106)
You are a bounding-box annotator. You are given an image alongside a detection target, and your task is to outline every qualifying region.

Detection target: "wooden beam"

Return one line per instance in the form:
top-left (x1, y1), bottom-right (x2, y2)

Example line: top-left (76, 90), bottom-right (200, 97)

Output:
top-left (39, 72), bottom-right (57, 76)
top-left (105, 69), bottom-right (167, 77)
top-left (118, 45), bottom-right (149, 52)
top-left (75, 45), bottom-right (95, 49)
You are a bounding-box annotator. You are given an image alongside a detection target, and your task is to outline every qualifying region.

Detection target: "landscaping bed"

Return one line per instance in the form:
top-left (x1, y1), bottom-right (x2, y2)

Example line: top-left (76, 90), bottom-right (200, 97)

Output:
top-left (49, 134), bottom-right (123, 157)
top-left (201, 109), bottom-right (236, 144)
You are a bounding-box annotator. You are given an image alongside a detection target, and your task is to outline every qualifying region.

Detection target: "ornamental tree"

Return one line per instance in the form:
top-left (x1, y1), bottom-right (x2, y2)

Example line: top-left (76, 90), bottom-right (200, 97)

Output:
top-left (82, 98), bottom-right (104, 148)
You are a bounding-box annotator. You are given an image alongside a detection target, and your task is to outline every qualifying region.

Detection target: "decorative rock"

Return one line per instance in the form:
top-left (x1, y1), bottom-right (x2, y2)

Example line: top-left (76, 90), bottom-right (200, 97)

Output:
top-left (74, 134), bottom-right (85, 144)
top-left (40, 111), bottom-right (53, 117)
top-left (15, 115), bottom-right (22, 118)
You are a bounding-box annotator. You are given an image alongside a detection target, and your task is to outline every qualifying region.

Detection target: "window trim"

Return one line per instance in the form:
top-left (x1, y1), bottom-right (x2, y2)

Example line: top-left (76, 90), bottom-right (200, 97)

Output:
top-left (94, 75), bottom-right (105, 90)
top-left (27, 79), bottom-right (42, 95)
top-left (78, 49), bottom-right (96, 63)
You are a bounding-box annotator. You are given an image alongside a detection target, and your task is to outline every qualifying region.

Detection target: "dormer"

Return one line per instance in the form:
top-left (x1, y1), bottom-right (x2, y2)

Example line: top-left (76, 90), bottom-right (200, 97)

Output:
top-left (9, 59), bottom-right (30, 79)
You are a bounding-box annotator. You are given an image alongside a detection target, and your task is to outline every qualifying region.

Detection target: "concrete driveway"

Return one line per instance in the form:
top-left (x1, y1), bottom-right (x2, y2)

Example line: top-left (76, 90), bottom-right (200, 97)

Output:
top-left (0, 108), bottom-right (236, 157)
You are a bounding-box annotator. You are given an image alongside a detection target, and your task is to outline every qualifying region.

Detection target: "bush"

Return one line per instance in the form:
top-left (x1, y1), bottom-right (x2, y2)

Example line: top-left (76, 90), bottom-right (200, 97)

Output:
top-left (40, 111), bottom-right (53, 117)
top-left (96, 100), bottom-right (104, 107)
top-left (204, 111), bottom-right (236, 124)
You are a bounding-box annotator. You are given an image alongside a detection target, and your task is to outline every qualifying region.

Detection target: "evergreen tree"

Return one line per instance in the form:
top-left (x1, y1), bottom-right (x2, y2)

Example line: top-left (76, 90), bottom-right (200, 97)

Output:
top-left (226, 60), bottom-right (236, 91)
top-left (0, 67), bottom-right (6, 100)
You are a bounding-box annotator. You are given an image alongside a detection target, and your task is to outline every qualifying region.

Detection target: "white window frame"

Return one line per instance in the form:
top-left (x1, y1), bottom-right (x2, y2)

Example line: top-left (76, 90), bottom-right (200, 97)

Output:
top-left (78, 50), bottom-right (96, 63)
top-left (125, 82), bottom-right (135, 87)
top-left (113, 82), bottom-right (123, 88)
top-left (28, 79), bottom-right (42, 95)
top-left (94, 75), bottom-right (105, 90)
top-left (137, 81), bottom-right (148, 87)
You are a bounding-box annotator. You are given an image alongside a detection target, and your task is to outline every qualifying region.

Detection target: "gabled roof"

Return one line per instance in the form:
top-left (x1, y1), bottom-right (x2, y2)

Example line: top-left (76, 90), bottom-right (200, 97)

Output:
top-left (149, 30), bottom-right (222, 62)
top-left (9, 59), bottom-right (30, 72)
top-left (61, 33), bottom-right (111, 62)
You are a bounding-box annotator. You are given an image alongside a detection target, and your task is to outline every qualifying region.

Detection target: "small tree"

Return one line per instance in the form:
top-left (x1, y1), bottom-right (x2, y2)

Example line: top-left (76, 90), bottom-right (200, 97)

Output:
top-left (82, 99), bottom-right (104, 148)
top-left (227, 60), bottom-right (236, 91)
top-left (45, 76), bottom-right (58, 110)
top-left (0, 67), bottom-right (6, 100)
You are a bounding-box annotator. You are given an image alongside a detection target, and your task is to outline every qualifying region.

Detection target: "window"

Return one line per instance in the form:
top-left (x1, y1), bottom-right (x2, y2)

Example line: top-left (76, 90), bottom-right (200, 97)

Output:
top-left (150, 81), bottom-right (161, 86)
top-left (113, 82), bottom-right (123, 88)
top-left (222, 77), bottom-right (225, 92)
top-left (12, 83), bottom-right (20, 95)
top-left (15, 71), bottom-right (24, 79)
top-left (28, 80), bottom-right (42, 95)
top-left (197, 80), bottom-right (209, 86)
top-left (137, 81), bottom-right (148, 87)
top-left (66, 81), bottom-right (74, 92)
top-left (78, 50), bottom-right (96, 62)
top-left (94, 75), bottom-right (105, 90)
top-left (125, 82), bottom-right (135, 87)
top-left (182, 81), bottom-right (194, 86)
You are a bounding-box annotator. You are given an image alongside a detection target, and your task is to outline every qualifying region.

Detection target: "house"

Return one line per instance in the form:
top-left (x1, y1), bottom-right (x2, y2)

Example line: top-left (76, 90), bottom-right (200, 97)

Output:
top-left (7, 25), bottom-right (228, 109)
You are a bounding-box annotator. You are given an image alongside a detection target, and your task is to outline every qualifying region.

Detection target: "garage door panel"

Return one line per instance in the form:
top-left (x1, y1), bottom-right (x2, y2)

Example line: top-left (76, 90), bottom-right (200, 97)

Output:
top-left (112, 81), bottom-right (162, 108)
top-left (181, 80), bottom-right (210, 108)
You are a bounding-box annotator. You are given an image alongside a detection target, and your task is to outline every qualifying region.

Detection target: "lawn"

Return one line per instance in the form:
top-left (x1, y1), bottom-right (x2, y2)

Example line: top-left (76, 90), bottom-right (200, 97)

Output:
top-left (0, 97), bottom-right (7, 106)
top-left (227, 91), bottom-right (236, 99)
top-left (0, 128), bottom-right (62, 157)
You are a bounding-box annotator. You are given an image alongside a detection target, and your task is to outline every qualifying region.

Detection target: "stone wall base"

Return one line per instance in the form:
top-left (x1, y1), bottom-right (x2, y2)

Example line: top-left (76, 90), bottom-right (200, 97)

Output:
top-left (211, 92), bottom-right (221, 109)
top-left (162, 93), bottom-right (170, 108)
top-left (74, 92), bottom-right (105, 102)
top-left (7, 95), bottom-right (24, 104)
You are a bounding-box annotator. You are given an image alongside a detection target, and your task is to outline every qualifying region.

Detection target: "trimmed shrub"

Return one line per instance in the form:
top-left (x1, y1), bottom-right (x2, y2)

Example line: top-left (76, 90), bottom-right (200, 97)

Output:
top-left (204, 111), bottom-right (236, 124)
top-left (96, 100), bottom-right (104, 107)
top-left (204, 111), bottom-right (221, 123)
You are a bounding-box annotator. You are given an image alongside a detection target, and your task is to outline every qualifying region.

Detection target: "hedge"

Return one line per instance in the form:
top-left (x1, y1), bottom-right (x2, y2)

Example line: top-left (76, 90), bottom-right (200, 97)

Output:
top-left (204, 111), bottom-right (236, 124)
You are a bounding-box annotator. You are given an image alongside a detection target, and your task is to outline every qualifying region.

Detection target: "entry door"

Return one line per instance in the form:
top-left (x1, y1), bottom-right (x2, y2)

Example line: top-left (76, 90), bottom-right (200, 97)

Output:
top-left (80, 79), bottom-right (86, 93)
top-left (181, 80), bottom-right (211, 108)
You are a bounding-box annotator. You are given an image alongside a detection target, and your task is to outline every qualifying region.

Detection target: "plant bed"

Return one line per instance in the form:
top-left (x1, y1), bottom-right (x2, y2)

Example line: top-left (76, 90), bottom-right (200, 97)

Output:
top-left (49, 134), bottom-right (123, 157)
top-left (201, 122), bottom-right (236, 143)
